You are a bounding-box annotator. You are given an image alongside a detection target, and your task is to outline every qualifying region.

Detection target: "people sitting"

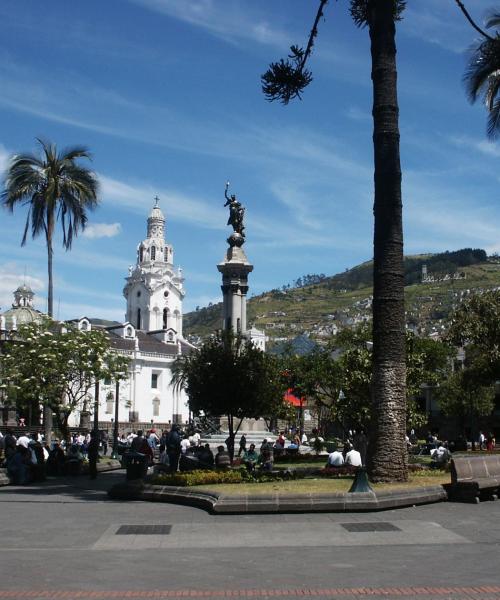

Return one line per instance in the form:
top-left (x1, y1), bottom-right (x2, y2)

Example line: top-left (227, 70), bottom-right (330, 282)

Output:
top-left (345, 444), bottom-right (362, 467)
top-left (273, 434), bottom-right (286, 457)
top-left (197, 444), bottom-right (215, 469)
top-left (215, 445), bottom-right (231, 469)
top-left (326, 446), bottom-right (344, 467)
top-left (6, 445), bottom-right (31, 484)
top-left (47, 441), bottom-right (66, 476)
top-left (258, 447), bottom-right (274, 472)
top-left (430, 444), bottom-right (451, 467)
top-left (242, 444), bottom-right (259, 472)
top-left (65, 444), bottom-right (84, 476)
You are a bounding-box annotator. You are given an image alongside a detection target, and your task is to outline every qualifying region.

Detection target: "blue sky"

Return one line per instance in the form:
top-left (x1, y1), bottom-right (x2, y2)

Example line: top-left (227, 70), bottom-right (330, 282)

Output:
top-left (1, 0), bottom-right (500, 322)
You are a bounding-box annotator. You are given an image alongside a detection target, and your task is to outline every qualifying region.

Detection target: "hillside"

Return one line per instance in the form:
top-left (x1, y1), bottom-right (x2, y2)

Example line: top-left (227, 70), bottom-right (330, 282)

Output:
top-left (184, 249), bottom-right (500, 344)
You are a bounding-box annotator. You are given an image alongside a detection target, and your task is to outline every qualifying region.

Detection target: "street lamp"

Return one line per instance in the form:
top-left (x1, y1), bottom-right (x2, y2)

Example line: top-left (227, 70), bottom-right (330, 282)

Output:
top-left (111, 380), bottom-right (120, 459)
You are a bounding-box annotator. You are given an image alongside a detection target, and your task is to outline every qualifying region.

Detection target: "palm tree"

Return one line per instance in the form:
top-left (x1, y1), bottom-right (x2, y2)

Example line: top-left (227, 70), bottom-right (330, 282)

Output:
top-left (460, 5), bottom-right (500, 138)
top-left (262, 0), bottom-right (408, 481)
top-left (2, 139), bottom-right (99, 443)
top-left (2, 139), bottom-right (99, 317)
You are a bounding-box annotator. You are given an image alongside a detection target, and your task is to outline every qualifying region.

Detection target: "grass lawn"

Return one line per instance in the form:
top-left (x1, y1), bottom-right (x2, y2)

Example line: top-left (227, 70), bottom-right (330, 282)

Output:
top-left (195, 471), bottom-right (450, 496)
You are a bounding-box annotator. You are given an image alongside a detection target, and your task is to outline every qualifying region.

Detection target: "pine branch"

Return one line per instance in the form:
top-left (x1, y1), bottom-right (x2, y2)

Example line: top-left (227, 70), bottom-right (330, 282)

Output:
top-left (261, 0), bottom-right (329, 104)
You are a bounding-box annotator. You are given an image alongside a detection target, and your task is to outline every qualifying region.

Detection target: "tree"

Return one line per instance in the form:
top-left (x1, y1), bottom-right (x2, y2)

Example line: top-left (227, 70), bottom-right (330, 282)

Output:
top-left (459, 2), bottom-right (500, 138)
top-left (435, 371), bottom-right (495, 442)
top-left (0, 320), bottom-right (129, 442)
top-left (172, 330), bottom-right (287, 461)
top-left (281, 324), bottom-right (453, 441)
top-left (262, 0), bottom-right (407, 481)
top-left (2, 139), bottom-right (99, 317)
top-left (442, 288), bottom-right (500, 440)
top-left (2, 139), bottom-right (99, 442)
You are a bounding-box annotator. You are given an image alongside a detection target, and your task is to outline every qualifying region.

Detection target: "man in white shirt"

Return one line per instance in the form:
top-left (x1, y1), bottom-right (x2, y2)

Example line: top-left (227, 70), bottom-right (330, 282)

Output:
top-left (327, 449), bottom-right (344, 467)
top-left (345, 446), bottom-right (362, 467)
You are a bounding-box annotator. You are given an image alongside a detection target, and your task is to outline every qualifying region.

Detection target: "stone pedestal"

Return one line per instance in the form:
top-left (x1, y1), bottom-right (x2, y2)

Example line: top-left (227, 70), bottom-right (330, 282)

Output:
top-left (217, 235), bottom-right (253, 333)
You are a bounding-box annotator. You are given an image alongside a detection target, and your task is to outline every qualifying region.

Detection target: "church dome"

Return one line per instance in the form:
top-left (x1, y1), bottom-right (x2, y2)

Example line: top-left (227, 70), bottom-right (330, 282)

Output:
top-left (149, 204), bottom-right (164, 221)
top-left (1, 305), bottom-right (43, 329)
top-left (1, 284), bottom-right (44, 330)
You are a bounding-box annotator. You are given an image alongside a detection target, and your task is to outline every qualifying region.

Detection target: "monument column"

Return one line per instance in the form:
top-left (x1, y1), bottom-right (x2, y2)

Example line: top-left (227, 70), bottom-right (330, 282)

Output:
top-left (217, 183), bottom-right (253, 334)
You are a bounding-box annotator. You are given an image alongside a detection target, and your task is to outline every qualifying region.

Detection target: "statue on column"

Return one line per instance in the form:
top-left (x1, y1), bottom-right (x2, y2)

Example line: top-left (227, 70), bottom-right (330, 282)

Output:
top-left (224, 182), bottom-right (245, 238)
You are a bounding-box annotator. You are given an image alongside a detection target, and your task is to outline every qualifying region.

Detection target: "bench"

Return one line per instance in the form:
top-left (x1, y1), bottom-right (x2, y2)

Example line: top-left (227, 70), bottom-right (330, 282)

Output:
top-left (447, 455), bottom-right (500, 503)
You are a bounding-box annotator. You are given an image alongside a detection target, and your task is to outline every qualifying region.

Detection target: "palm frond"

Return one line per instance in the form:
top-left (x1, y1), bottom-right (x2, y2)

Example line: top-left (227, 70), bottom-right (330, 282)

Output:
top-left (485, 12), bottom-right (500, 30)
top-left (464, 38), bottom-right (500, 103)
top-left (350, 0), bottom-right (406, 29)
top-left (487, 98), bottom-right (500, 138)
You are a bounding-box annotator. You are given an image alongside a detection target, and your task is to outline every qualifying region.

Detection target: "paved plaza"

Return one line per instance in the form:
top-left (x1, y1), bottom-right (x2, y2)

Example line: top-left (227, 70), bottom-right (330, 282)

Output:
top-left (1, 470), bottom-right (499, 600)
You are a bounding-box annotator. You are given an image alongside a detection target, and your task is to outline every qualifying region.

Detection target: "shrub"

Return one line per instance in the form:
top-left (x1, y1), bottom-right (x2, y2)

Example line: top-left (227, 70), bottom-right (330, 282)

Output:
top-left (151, 469), bottom-right (244, 487)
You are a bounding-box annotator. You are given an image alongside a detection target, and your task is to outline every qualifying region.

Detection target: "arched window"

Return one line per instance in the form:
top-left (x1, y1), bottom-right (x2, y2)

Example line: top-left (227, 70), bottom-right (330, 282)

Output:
top-left (164, 248), bottom-right (168, 262)
top-left (151, 246), bottom-right (156, 261)
top-left (81, 321), bottom-right (88, 331)
top-left (139, 246), bottom-right (144, 262)
top-left (168, 331), bottom-right (174, 342)
top-left (163, 308), bottom-right (168, 329)
top-left (126, 327), bottom-right (133, 337)
top-left (136, 308), bottom-right (141, 330)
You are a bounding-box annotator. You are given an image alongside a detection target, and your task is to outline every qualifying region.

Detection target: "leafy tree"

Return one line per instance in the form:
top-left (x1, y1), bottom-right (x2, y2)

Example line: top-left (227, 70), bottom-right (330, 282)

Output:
top-left (446, 289), bottom-right (500, 385)
top-left (2, 139), bottom-right (99, 441)
top-left (281, 324), bottom-right (453, 440)
top-left (0, 320), bottom-right (129, 442)
top-left (172, 331), bottom-right (287, 461)
top-left (437, 289), bottom-right (500, 439)
top-left (435, 371), bottom-right (495, 442)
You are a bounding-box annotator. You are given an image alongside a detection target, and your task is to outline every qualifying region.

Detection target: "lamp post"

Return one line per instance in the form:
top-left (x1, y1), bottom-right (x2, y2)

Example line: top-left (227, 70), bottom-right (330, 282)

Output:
top-left (93, 379), bottom-right (99, 435)
top-left (111, 380), bottom-right (120, 459)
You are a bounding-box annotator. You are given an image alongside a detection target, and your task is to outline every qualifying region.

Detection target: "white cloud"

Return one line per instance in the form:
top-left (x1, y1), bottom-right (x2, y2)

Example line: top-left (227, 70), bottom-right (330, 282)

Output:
top-left (100, 175), bottom-right (224, 230)
top-left (0, 142), bottom-right (9, 175)
top-left (129, 0), bottom-right (292, 49)
top-left (448, 134), bottom-right (500, 159)
top-left (82, 222), bottom-right (122, 239)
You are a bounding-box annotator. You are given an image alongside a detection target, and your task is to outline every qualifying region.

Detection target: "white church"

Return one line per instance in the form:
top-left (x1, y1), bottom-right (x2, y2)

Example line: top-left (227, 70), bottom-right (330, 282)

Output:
top-left (1, 200), bottom-right (194, 428)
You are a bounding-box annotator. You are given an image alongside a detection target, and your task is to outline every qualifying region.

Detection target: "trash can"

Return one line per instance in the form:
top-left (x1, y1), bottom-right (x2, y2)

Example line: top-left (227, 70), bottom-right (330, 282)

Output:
top-left (123, 451), bottom-right (148, 480)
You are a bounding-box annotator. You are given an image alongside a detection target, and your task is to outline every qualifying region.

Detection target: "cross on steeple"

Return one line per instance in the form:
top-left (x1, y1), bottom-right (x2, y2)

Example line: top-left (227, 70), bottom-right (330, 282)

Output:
top-left (154, 195), bottom-right (160, 207)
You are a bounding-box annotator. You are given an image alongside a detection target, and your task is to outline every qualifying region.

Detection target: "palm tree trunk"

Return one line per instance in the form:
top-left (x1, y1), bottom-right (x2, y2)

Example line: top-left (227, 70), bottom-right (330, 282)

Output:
top-left (44, 227), bottom-right (54, 445)
top-left (367, 0), bottom-right (407, 482)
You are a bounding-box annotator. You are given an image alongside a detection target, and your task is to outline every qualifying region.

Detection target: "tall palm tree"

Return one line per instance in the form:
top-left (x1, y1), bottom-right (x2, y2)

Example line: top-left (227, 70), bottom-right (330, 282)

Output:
top-left (262, 0), bottom-right (408, 481)
top-left (2, 139), bottom-right (99, 317)
top-left (361, 1), bottom-right (407, 482)
top-left (2, 139), bottom-right (99, 443)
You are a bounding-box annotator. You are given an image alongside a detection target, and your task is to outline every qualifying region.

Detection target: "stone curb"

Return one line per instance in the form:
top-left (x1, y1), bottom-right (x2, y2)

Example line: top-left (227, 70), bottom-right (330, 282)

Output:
top-left (108, 481), bottom-right (447, 513)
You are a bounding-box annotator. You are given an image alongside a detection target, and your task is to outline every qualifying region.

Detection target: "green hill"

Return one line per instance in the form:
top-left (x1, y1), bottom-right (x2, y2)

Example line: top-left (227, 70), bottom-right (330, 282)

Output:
top-left (184, 249), bottom-right (500, 344)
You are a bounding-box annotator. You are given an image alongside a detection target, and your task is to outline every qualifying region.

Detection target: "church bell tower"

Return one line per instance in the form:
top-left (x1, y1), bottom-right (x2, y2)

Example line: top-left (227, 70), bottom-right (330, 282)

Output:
top-left (123, 198), bottom-right (185, 333)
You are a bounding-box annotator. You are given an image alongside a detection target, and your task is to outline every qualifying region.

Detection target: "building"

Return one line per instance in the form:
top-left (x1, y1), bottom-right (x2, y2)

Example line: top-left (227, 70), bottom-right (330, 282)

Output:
top-left (0, 200), bottom-right (193, 429)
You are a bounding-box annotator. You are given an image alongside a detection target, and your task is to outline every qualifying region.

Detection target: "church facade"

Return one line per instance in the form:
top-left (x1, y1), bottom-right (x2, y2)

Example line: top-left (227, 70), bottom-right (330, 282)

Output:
top-left (0, 200), bottom-right (193, 428)
top-left (75, 200), bottom-right (193, 427)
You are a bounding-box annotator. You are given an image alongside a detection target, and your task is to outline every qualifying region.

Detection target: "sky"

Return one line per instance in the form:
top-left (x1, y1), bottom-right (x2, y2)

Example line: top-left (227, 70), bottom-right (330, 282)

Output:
top-left (1, 0), bottom-right (500, 323)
